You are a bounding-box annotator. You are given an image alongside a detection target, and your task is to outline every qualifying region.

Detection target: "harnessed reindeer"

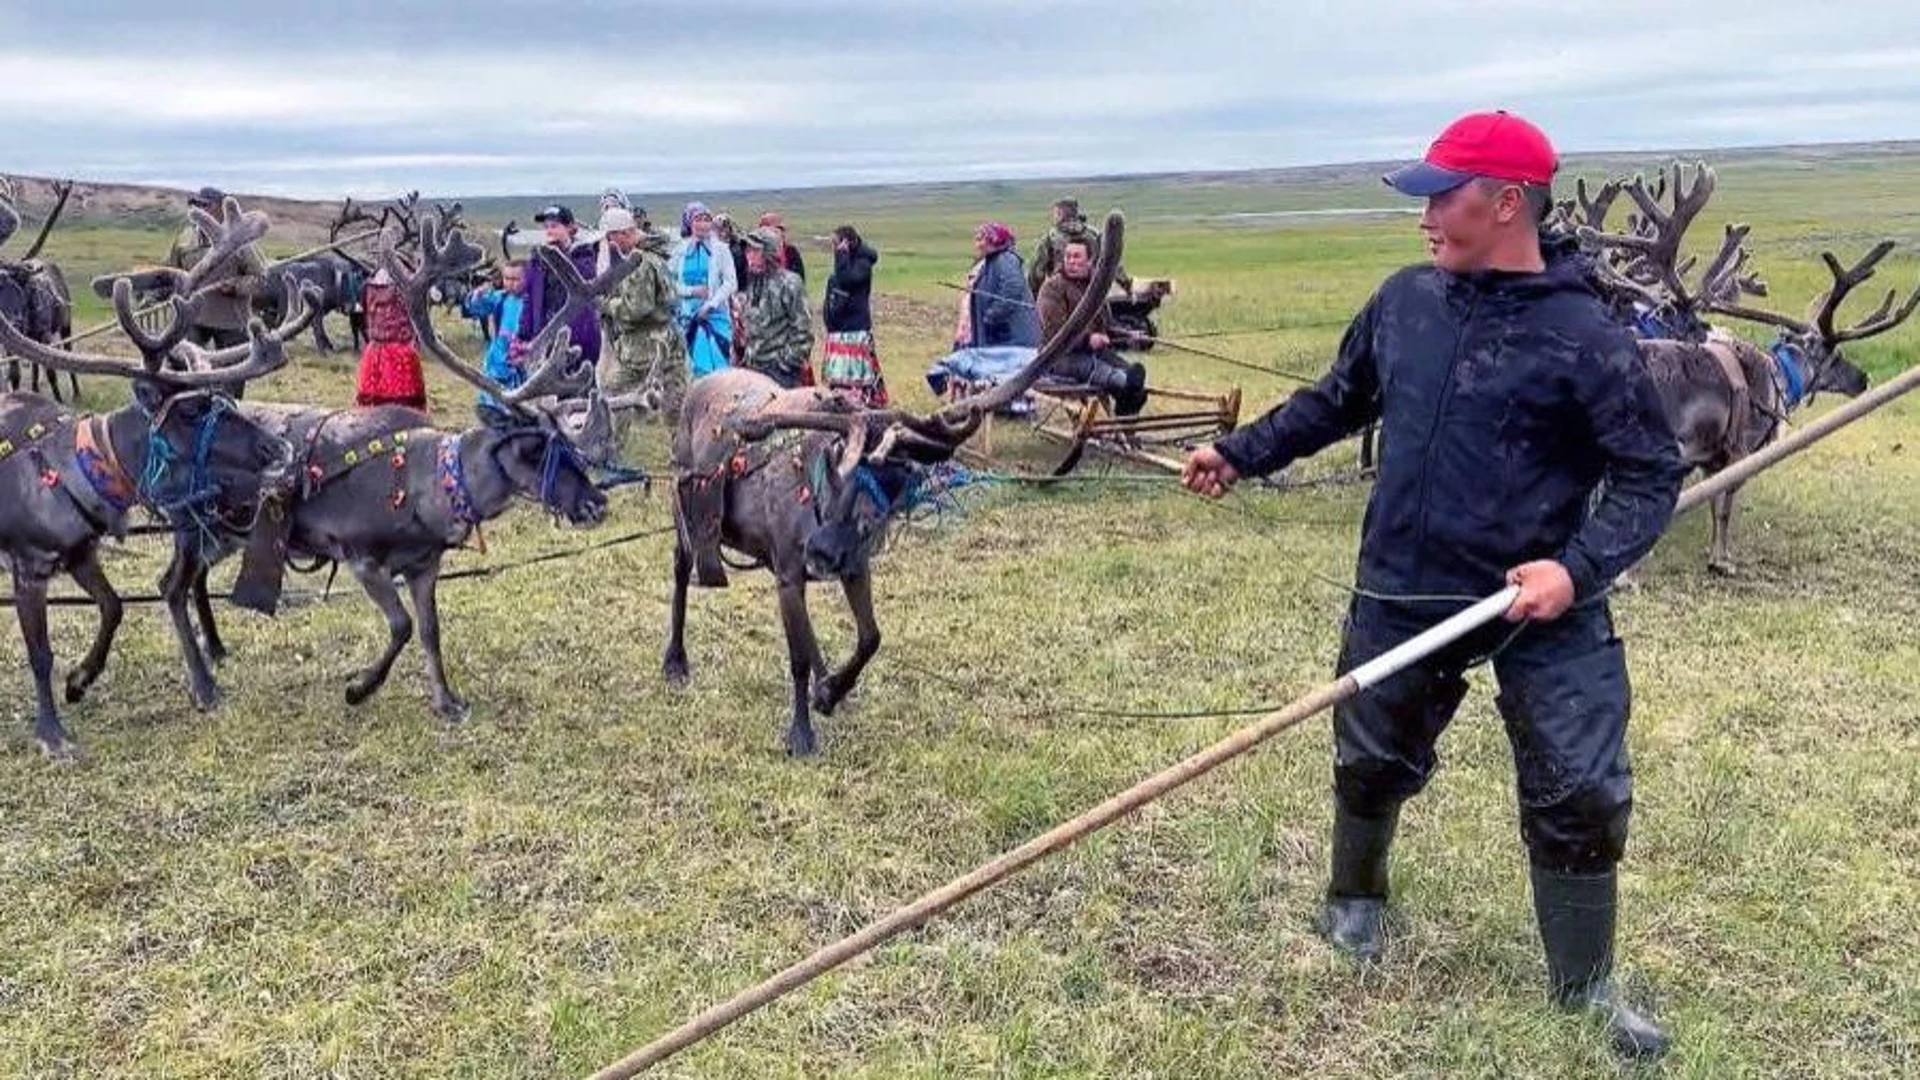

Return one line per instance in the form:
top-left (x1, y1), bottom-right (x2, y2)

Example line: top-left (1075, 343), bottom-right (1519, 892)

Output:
top-left (663, 211), bottom-right (1124, 757)
top-left (160, 218), bottom-right (654, 723)
top-left (1582, 162), bottom-right (1902, 575)
top-left (0, 193), bottom-right (319, 759)
top-left (0, 178), bottom-right (79, 402)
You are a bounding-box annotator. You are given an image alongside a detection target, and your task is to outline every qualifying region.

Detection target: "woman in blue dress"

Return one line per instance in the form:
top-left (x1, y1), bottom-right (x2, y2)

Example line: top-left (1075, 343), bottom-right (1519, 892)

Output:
top-left (669, 201), bottom-right (739, 378)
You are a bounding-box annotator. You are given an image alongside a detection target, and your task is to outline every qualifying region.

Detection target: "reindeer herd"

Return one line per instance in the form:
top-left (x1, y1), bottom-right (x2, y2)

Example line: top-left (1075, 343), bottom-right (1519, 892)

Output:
top-left (0, 176), bottom-right (1123, 763)
top-left (1, 159), bottom-right (1913, 764)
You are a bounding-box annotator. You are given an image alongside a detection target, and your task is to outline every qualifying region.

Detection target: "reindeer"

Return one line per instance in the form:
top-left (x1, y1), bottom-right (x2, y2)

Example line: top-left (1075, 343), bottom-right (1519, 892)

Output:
top-left (159, 218), bottom-right (653, 722)
top-left (1582, 164), bottom-right (1903, 574)
top-left (663, 211), bottom-right (1123, 757)
top-left (1, 178), bottom-right (80, 402)
top-left (0, 193), bottom-right (318, 759)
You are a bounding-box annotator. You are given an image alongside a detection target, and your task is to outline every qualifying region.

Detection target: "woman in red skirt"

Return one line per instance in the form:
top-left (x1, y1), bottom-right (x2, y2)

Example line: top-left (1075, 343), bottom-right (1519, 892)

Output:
top-left (355, 266), bottom-right (428, 410)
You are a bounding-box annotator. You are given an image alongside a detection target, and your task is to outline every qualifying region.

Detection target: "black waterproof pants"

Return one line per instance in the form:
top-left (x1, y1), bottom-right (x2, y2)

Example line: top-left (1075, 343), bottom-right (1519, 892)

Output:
top-left (1050, 350), bottom-right (1147, 416)
top-left (1331, 596), bottom-right (1634, 875)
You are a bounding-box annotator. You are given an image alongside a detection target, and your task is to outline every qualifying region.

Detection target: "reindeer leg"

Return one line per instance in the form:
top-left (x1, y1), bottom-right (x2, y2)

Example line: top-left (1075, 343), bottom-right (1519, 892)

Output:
top-left (345, 560), bottom-right (413, 707)
top-left (813, 572), bottom-right (881, 717)
top-left (312, 314), bottom-right (335, 355)
top-left (12, 569), bottom-right (77, 761)
top-left (1708, 487), bottom-right (1742, 577)
top-left (776, 580), bottom-right (820, 757)
top-left (404, 558), bottom-right (467, 723)
top-left (193, 564), bottom-right (226, 664)
top-left (662, 541), bottom-right (693, 687)
top-left (159, 540), bottom-right (222, 711)
top-left (62, 547), bottom-right (124, 706)
top-left (5, 358), bottom-right (19, 392)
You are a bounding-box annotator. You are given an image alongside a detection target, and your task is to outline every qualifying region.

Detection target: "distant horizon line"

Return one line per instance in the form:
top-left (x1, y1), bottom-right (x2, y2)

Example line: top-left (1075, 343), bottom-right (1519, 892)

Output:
top-left (10, 134), bottom-right (1919, 206)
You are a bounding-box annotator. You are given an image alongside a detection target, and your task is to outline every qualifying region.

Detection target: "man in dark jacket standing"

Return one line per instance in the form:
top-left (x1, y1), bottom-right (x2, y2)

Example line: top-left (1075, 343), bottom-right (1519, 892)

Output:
top-left (517, 204), bottom-right (602, 370)
top-left (1184, 111), bottom-right (1686, 1061)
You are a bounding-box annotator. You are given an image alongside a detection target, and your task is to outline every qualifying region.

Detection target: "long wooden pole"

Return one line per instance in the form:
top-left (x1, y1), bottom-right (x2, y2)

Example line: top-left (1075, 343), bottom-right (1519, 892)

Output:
top-left (53, 226), bottom-right (386, 349)
top-left (586, 589), bottom-right (1520, 1080)
top-left (587, 362), bottom-right (1920, 1079)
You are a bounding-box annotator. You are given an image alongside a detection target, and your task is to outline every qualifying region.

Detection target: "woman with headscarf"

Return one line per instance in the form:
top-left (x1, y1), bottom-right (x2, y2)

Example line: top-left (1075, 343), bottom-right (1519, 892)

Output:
top-left (821, 224), bottom-right (886, 405)
top-left (668, 201), bottom-right (739, 378)
top-left (963, 221), bottom-right (1041, 349)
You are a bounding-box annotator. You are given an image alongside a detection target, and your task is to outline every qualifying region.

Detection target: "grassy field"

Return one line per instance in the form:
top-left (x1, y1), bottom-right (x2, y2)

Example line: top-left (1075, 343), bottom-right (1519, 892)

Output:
top-left (3, 146), bottom-right (1919, 1078)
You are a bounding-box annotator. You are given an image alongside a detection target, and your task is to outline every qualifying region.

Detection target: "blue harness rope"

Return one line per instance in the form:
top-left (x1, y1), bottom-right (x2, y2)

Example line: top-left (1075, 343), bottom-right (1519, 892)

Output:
top-left (138, 397), bottom-right (233, 555)
top-left (1770, 337), bottom-right (1808, 408)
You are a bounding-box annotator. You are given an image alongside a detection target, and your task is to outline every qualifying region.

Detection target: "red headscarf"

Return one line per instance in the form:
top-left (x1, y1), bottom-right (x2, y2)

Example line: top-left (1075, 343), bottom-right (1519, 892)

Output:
top-left (975, 221), bottom-right (1015, 252)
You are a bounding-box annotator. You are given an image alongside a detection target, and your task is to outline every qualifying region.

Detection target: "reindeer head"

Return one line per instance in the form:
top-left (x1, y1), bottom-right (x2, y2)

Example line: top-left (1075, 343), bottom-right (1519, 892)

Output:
top-left (724, 211), bottom-right (1126, 579)
top-left (0, 189), bottom-right (318, 522)
top-left (393, 217), bottom-right (658, 526)
top-left (1709, 241), bottom-right (1916, 406)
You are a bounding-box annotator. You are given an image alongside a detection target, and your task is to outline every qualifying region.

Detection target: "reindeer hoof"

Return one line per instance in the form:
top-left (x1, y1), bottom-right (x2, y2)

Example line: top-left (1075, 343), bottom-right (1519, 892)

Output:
top-left (202, 639), bottom-right (229, 666)
top-left (663, 656), bottom-right (691, 688)
top-left (345, 676), bottom-right (379, 707)
top-left (36, 730), bottom-right (80, 764)
top-left (191, 681), bottom-right (224, 713)
top-left (1708, 561), bottom-right (1739, 578)
top-left (64, 673), bottom-right (92, 705)
top-left (785, 726), bottom-right (818, 758)
top-left (434, 698), bottom-right (471, 725)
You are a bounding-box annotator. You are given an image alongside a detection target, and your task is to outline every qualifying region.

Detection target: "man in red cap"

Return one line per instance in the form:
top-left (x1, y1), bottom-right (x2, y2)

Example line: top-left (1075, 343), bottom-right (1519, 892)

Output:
top-left (1183, 110), bottom-right (1684, 1060)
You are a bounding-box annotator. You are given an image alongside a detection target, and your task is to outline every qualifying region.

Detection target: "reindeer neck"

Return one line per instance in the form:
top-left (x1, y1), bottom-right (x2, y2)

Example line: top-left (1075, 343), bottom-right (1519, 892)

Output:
top-left (440, 427), bottom-right (523, 525)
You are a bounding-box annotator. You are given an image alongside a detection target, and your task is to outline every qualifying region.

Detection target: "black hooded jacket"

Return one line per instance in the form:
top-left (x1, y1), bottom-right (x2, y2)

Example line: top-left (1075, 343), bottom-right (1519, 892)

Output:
top-left (1215, 235), bottom-right (1686, 602)
top-left (824, 241), bottom-right (878, 333)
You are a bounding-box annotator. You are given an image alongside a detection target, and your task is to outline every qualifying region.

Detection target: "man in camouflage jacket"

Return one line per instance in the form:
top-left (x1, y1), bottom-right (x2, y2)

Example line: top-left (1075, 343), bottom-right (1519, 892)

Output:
top-left (167, 186), bottom-right (268, 352)
top-left (738, 227), bottom-right (813, 388)
top-left (597, 208), bottom-right (690, 428)
top-left (1028, 197), bottom-right (1133, 297)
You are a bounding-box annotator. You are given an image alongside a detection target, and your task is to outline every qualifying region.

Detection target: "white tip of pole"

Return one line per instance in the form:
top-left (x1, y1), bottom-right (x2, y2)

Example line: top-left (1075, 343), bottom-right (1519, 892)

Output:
top-left (1347, 585), bottom-right (1521, 690)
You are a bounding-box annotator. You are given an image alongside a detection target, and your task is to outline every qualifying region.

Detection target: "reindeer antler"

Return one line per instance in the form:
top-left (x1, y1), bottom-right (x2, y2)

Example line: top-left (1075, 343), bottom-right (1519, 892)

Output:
top-left (171, 272), bottom-right (324, 380)
top-left (0, 197), bottom-right (302, 387)
top-left (1710, 240), bottom-right (1920, 347)
top-left (0, 179), bottom-right (19, 249)
top-left (1582, 160), bottom-right (1717, 311)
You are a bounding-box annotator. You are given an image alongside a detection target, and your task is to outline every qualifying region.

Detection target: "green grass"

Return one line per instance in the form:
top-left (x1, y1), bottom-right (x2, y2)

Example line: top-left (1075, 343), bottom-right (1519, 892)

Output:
top-left (4, 147), bottom-right (1919, 1078)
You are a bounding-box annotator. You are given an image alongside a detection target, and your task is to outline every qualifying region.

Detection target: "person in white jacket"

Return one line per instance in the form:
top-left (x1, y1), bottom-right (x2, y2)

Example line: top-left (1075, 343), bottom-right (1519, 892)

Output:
top-left (669, 201), bottom-right (738, 378)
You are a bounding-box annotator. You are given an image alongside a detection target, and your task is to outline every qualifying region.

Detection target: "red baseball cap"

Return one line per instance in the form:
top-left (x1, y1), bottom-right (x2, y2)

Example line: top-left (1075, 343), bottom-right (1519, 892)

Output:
top-left (1383, 110), bottom-right (1559, 197)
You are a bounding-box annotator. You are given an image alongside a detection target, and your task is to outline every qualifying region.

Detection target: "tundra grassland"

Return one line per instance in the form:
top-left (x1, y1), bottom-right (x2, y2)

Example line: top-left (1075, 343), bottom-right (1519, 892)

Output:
top-left (3, 147), bottom-right (1918, 1078)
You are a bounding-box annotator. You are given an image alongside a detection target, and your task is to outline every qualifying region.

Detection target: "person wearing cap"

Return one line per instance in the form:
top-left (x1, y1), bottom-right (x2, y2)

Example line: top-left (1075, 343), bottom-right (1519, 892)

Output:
top-left (166, 185), bottom-right (269, 386)
top-left (755, 212), bottom-right (806, 283)
top-left (1028, 197), bottom-right (1131, 298)
top-left (1182, 110), bottom-right (1685, 1061)
top-left (669, 202), bottom-right (738, 378)
top-left (736, 226), bottom-right (814, 389)
top-left (515, 203), bottom-right (603, 371)
top-left (596, 206), bottom-right (688, 429)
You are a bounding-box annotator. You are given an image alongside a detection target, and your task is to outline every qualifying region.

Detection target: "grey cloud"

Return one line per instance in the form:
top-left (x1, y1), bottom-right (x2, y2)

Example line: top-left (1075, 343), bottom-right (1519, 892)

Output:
top-left (2, 0), bottom-right (1915, 198)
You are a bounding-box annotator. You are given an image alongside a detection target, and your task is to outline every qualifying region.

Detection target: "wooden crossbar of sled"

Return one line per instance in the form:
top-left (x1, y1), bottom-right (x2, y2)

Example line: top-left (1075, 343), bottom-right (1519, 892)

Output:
top-left (942, 376), bottom-right (1240, 476)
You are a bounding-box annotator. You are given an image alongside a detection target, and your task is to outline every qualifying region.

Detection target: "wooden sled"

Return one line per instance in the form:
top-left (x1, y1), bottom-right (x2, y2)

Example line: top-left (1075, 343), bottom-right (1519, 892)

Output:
top-left (942, 375), bottom-right (1240, 476)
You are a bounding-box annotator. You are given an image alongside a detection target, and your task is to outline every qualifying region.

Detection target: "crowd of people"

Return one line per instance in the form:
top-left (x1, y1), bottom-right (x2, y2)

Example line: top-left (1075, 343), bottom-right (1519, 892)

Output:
top-left (164, 182), bottom-right (1142, 438)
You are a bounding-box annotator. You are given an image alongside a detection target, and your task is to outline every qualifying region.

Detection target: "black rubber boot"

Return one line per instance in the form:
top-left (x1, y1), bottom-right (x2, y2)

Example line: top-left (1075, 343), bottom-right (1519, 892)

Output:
top-left (1530, 865), bottom-right (1671, 1061)
top-left (1315, 802), bottom-right (1398, 962)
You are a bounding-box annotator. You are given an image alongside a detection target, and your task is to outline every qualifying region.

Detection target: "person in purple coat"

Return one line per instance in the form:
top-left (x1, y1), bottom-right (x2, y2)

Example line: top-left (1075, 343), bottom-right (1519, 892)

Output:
top-left (516, 203), bottom-right (603, 368)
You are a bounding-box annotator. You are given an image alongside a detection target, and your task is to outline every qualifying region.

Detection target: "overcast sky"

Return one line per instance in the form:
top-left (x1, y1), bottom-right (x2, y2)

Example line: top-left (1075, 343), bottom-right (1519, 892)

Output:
top-left (4, 0), bottom-right (1917, 198)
